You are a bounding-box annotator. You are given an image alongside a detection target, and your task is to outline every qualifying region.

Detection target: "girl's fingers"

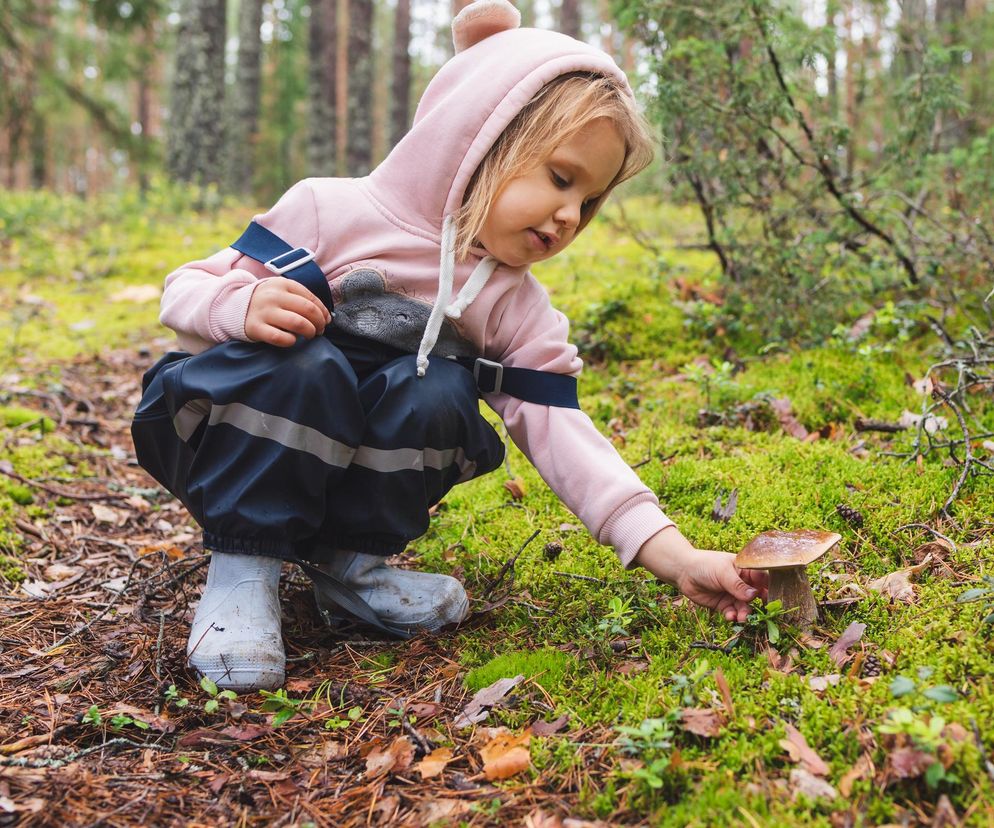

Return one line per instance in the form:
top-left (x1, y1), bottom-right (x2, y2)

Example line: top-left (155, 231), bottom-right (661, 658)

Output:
top-left (284, 280), bottom-right (332, 324)
top-left (270, 309), bottom-right (318, 339)
top-left (277, 292), bottom-right (327, 333)
top-left (256, 324), bottom-right (297, 347)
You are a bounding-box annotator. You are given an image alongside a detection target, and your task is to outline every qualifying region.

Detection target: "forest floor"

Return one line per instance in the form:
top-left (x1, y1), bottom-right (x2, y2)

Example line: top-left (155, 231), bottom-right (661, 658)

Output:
top-left (1, 187), bottom-right (993, 826)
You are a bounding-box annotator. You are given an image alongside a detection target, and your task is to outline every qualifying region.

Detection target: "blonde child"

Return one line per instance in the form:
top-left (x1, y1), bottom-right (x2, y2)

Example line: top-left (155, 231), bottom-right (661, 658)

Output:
top-left (132, 0), bottom-right (767, 692)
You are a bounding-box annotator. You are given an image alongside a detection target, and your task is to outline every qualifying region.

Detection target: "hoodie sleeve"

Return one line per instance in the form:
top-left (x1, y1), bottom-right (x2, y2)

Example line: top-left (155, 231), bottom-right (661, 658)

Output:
top-left (483, 274), bottom-right (674, 568)
top-left (159, 179), bottom-right (321, 353)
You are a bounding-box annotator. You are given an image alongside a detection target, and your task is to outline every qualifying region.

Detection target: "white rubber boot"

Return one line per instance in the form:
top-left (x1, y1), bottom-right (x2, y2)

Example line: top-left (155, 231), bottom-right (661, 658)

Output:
top-left (186, 552), bottom-right (285, 692)
top-left (315, 552), bottom-right (469, 635)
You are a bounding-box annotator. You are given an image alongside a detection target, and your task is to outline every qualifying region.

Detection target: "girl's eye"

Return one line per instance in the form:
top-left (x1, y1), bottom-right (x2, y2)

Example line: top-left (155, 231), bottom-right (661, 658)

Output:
top-left (551, 171), bottom-right (569, 188)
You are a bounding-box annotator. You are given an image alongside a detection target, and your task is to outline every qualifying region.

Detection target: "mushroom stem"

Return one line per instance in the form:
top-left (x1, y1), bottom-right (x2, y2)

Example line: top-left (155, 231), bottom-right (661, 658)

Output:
top-left (769, 567), bottom-right (818, 628)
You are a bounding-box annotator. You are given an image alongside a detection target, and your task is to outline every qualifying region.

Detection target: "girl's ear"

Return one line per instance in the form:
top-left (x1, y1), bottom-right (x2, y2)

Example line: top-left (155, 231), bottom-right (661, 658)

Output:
top-left (452, 0), bottom-right (521, 54)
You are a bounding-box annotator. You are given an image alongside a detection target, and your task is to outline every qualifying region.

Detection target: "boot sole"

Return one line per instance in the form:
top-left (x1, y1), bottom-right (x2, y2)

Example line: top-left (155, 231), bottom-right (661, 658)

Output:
top-left (320, 592), bottom-right (469, 636)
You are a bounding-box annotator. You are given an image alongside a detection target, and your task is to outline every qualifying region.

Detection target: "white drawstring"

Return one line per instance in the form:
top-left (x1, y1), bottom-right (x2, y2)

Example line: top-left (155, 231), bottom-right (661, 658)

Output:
top-left (416, 216), bottom-right (498, 377)
top-left (446, 255), bottom-right (497, 319)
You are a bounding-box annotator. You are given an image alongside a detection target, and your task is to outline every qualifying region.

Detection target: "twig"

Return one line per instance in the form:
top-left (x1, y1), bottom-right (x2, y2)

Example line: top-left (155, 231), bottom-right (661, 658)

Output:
top-left (0, 738), bottom-right (172, 769)
top-left (0, 462), bottom-right (127, 502)
top-left (481, 529), bottom-right (540, 601)
top-left (553, 571), bottom-right (606, 586)
top-left (970, 717), bottom-right (994, 784)
top-left (934, 388), bottom-right (975, 516)
top-left (892, 524), bottom-right (957, 551)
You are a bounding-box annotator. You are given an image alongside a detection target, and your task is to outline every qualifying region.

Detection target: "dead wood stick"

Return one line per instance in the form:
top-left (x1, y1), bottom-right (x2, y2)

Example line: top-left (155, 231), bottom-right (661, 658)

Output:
top-left (892, 523), bottom-right (957, 551)
top-left (0, 725), bottom-right (73, 756)
top-left (481, 529), bottom-right (540, 601)
top-left (0, 738), bottom-right (171, 768)
top-left (853, 418), bottom-right (907, 434)
top-left (0, 462), bottom-right (127, 502)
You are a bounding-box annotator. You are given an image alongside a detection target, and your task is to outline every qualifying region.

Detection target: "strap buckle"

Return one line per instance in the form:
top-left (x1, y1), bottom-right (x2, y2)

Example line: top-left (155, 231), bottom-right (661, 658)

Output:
top-left (264, 247), bottom-right (316, 275)
top-left (473, 358), bottom-right (503, 395)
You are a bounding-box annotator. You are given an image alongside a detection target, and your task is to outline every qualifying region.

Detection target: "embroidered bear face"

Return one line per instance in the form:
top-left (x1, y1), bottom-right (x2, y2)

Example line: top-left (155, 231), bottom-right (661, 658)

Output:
top-left (331, 268), bottom-right (476, 358)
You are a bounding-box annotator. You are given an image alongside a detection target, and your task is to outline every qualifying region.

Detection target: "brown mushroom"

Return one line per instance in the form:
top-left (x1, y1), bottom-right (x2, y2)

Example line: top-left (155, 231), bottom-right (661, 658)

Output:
top-left (735, 530), bottom-right (842, 628)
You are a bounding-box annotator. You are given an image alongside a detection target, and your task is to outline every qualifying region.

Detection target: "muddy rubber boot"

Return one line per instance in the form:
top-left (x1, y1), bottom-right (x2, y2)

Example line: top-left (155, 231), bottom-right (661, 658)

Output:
top-left (314, 552), bottom-right (469, 636)
top-left (186, 552), bottom-right (285, 692)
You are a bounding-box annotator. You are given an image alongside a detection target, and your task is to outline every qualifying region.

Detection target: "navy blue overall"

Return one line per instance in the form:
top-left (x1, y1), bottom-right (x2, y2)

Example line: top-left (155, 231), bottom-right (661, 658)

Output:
top-left (132, 327), bottom-right (505, 563)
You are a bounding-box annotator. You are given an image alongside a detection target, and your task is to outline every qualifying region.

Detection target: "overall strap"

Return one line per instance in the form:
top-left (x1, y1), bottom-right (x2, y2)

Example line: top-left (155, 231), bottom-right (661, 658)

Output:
top-left (229, 221), bottom-right (580, 409)
top-left (231, 221), bottom-right (335, 314)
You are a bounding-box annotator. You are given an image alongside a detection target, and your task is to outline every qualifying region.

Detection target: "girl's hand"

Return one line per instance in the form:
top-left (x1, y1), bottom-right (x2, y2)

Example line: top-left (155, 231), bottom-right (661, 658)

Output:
top-left (632, 527), bottom-right (769, 623)
top-left (245, 278), bottom-right (331, 347)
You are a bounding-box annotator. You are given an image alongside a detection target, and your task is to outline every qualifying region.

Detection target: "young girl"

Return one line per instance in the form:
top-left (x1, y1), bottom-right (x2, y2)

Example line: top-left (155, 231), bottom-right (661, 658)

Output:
top-left (133, 0), bottom-right (767, 692)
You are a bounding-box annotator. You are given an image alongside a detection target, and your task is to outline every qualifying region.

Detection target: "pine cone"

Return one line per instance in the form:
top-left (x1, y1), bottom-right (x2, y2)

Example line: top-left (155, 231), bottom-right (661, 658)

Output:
top-left (861, 653), bottom-right (882, 678)
top-left (836, 503), bottom-right (865, 528)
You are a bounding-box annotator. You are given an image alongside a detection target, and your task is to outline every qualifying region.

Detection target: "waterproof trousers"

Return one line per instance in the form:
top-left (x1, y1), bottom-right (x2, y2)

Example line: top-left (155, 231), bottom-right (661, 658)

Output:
top-left (131, 331), bottom-right (505, 562)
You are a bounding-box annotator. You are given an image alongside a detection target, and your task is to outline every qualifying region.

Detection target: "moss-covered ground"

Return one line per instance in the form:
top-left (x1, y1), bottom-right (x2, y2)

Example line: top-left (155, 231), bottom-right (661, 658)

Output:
top-left (1, 185), bottom-right (992, 826)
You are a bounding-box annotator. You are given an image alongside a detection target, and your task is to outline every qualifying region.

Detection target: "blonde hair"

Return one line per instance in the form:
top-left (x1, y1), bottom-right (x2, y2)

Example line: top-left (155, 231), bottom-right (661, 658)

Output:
top-left (454, 72), bottom-right (655, 262)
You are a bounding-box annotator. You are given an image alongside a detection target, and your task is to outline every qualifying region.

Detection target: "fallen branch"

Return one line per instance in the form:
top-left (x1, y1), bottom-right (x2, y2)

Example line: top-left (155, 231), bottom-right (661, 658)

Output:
top-left (0, 461), bottom-right (127, 502)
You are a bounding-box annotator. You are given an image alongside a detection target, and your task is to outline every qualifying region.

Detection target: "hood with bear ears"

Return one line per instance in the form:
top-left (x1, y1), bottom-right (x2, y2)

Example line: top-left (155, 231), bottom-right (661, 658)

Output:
top-left (362, 0), bottom-right (635, 375)
top-left (365, 0), bottom-right (634, 242)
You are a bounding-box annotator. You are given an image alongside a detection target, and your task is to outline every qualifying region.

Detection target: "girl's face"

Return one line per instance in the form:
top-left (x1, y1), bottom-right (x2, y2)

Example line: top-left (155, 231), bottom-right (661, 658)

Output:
top-left (477, 118), bottom-right (626, 268)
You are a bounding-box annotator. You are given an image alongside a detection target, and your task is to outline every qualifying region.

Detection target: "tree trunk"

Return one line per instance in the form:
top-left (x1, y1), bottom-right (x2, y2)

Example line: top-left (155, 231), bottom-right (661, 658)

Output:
top-left (222, 0), bottom-right (263, 192)
top-left (308, 0), bottom-right (337, 176)
top-left (390, 0), bottom-right (411, 150)
top-left (346, 0), bottom-right (374, 175)
top-left (166, 0), bottom-right (227, 187)
top-left (559, 0), bottom-right (581, 39)
top-left (825, 0), bottom-right (839, 120)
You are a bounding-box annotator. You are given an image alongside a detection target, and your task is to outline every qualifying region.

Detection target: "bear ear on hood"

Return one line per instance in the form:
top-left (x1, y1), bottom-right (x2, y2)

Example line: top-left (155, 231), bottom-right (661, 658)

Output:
top-left (452, 0), bottom-right (521, 54)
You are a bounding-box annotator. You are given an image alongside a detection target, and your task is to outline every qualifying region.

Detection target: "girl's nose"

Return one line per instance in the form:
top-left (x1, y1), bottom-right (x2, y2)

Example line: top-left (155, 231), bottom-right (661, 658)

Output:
top-left (554, 199), bottom-right (581, 230)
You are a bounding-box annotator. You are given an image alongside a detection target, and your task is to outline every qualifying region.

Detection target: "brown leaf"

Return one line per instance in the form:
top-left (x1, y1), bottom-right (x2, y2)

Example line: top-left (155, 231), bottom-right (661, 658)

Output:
top-left (807, 674), bottom-right (842, 692)
top-left (889, 746), bottom-right (936, 780)
top-left (91, 503), bottom-right (127, 526)
top-left (407, 702), bottom-right (442, 719)
top-left (770, 397), bottom-right (809, 440)
top-left (105, 704), bottom-right (175, 733)
top-left (415, 747), bottom-right (454, 779)
top-left (218, 724), bottom-right (269, 741)
top-left (416, 800), bottom-right (470, 823)
top-left (829, 622), bottom-right (866, 666)
top-left (838, 753), bottom-right (875, 797)
top-left (789, 768), bottom-right (838, 801)
top-left (365, 736), bottom-right (415, 778)
top-left (525, 809), bottom-right (564, 828)
top-left (529, 714), bottom-right (570, 737)
top-left (615, 661), bottom-right (648, 676)
top-left (454, 674), bottom-right (524, 728)
top-left (713, 667), bottom-right (736, 718)
top-left (480, 730), bottom-right (531, 780)
top-left (504, 477), bottom-right (526, 501)
top-left (779, 723), bottom-right (830, 776)
top-left (867, 557), bottom-right (932, 604)
top-left (680, 708), bottom-right (725, 738)
top-left (298, 741), bottom-right (348, 767)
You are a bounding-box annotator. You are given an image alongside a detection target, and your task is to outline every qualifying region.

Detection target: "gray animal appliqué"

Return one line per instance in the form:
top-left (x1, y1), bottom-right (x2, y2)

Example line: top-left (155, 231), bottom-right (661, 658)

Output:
top-left (331, 268), bottom-right (477, 358)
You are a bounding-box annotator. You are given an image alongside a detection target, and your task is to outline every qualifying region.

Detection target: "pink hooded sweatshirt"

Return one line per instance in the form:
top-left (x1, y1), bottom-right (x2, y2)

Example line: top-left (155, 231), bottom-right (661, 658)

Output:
top-left (159, 10), bottom-right (674, 567)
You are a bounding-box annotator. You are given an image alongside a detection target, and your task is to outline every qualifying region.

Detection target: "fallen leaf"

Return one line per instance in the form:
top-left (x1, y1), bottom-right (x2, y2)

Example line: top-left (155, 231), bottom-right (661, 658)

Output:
top-left (867, 557), bottom-right (933, 604)
top-left (44, 563), bottom-right (82, 581)
top-left (480, 729), bottom-right (531, 780)
top-left (888, 746), bottom-right (936, 781)
top-left (246, 769), bottom-right (290, 783)
top-left (415, 747), bottom-right (454, 779)
top-left (218, 724), bottom-right (269, 741)
top-left (680, 708), bottom-right (725, 738)
top-left (298, 741), bottom-right (348, 767)
top-left (770, 397), bottom-right (809, 440)
top-left (838, 753), bottom-right (875, 797)
top-left (779, 723), bottom-right (830, 776)
top-left (807, 674), bottom-right (842, 692)
top-left (91, 503), bottom-right (126, 526)
top-left (713, 667), bottom-right (736, 718)
top-left (829, 622), bottom-right (866, 666)
top-left (365, 736), bottom-right (414, 778)
top-left (789, 768), bottom-right (838, 801)
top-left (407, 702), bottom-right (442, 719)
top-left (529, 714), bottom-right (570, 737)
top-left (454, 674), bottom-right (524, 728)
top-left (105, 704), bottom-right (175, 733)
top-left (911, 375), bottom-right (934, 396)
top-left (504, 477), bottom-right (526, 500)
top-left (525, 808), bottom-right (564, 828)
top-left (899, 410), bottom-right (948, 435)
top-left (615, 660), bottom-right (648, 676)
top-left (416, 799), bottom-right (469, 823)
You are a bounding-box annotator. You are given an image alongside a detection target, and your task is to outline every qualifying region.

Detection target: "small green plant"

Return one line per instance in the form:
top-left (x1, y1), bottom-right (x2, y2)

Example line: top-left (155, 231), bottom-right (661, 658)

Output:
top-left (888, 667), bottom-right (959, 706)
top-left (82, 705), bottom-right (103, 727)
top-left (596, 596), bottom-right (635, 638)
top-left (957, 577), bottom-right (994, 626)
top-left (200, 676), bottom-right (237, 713)
top-left (325, 705), bottom-right (364, 730)
top-left (878, 707), bottom-right (961, 788)
top-left (668, 658), bottom-right (712, 706)
top-left (259, 688), bottom-right (307, 726)
top-left (164, 684), bottom-right (189, 709)
top-left (386, 705), bottom-right (413, 729)
top-left (739, 599), bottom-right (788, 644)
top-left (680, 359), bottom-right (737, 411)
top-left (615, 714), bottom-right (679, 790)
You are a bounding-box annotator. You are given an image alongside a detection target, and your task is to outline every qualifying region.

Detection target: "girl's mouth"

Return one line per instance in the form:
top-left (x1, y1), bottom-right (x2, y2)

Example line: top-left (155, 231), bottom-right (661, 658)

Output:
top-left (529, 229), bottom-right (552, 251)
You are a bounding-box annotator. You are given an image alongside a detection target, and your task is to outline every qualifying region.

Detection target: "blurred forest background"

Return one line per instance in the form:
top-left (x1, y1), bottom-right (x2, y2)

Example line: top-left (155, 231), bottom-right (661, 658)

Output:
top-left (2, 0), bottom-right (993, 337)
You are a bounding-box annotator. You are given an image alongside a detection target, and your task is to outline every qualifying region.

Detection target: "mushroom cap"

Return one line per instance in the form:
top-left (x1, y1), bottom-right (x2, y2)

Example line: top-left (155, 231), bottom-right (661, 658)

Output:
top-left (735, 530), bottom-right (842, 570)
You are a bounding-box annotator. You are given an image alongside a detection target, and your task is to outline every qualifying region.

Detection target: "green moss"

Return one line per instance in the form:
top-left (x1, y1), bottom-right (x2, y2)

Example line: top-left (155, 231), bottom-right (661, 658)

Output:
top-left (0, 407), bottom-right (55, 433)
top-left (0, 554), bottom-right (25, 583)
top-left (464, 647), bottom-right (575, 693)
